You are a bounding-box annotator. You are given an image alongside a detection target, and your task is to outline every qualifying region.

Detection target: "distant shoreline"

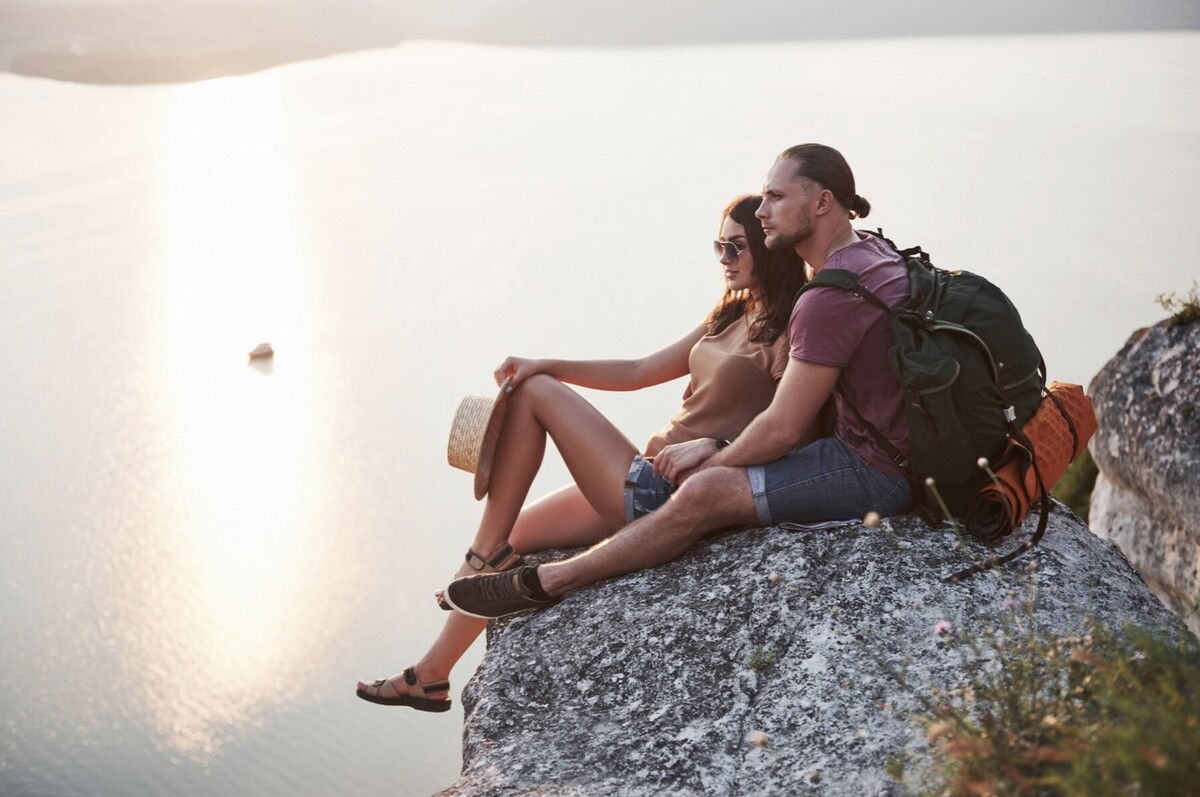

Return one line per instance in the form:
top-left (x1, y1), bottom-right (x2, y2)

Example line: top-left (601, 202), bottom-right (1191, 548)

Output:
top-left (2, 0), bottom-right (1197, 86)
top-left (0, 0), bottom-right (408, 85)
top-left (4, 46), bottom-right (384, 86)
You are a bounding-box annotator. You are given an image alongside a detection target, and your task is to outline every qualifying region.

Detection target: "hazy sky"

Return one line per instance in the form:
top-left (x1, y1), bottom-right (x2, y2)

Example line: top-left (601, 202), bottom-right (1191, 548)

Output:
top-left (9, 0), bottom-right (1197, 36)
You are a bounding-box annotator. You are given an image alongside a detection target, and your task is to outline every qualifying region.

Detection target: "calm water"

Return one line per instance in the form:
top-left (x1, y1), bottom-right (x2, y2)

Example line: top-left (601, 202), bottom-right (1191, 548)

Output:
top-left (1, 32), bottom-right (1198, 797)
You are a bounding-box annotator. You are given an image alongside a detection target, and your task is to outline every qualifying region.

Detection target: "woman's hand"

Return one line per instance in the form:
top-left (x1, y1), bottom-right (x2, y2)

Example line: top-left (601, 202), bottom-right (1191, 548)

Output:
top-left (651, 438), bottom-right (719, 485)
top-left (494, 357), bottom-right (546, 388)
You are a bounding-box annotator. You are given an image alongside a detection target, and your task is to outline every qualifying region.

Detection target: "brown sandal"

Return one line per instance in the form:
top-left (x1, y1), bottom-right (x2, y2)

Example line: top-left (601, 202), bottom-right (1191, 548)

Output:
top-left (436, 543), bottom-right (524, 610)
top-left (356, 667), bottom-right (451, 712)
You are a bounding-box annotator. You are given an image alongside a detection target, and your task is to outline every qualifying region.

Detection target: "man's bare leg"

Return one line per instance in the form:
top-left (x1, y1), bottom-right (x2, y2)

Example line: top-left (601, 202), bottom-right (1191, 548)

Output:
top-left (536, 465), bottom-right (759, 597)
top-left (357, 484), bottom-right (614, 704)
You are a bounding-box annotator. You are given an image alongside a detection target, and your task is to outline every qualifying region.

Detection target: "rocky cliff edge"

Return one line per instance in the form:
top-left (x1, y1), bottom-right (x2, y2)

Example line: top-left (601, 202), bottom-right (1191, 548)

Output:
top-left (436, 503), bottom-right (1183, 796)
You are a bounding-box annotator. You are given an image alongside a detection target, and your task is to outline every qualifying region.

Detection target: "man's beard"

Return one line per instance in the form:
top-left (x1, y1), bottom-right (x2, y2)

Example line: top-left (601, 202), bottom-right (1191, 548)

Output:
top-left (765, 208), bottom-right (814, 252)
top-left (766, 224), bottom-right (811, 252)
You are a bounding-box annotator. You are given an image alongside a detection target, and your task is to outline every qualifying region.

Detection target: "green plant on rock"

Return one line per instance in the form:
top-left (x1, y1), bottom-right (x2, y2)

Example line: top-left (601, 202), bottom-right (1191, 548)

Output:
top-left (1156, 281), bottom-right (1200, 327)
top-left (1051, 448), bottom-right (1098, 522)
top-left (748, 646), bottom-right (777, 674)
top-left (920, 600), bottom-right (1200, 796)
top-left (884, 753), bottom-right (907, 783)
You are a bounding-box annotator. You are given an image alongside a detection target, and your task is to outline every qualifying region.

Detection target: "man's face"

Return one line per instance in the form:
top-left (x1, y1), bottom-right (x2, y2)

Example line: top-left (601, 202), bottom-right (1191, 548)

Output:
top-left (757, 158), bottom-right (814, 252)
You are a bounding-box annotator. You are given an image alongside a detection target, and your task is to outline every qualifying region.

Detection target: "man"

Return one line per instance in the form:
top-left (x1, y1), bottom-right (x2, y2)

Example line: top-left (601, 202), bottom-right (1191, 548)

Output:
top-left (444, 143), bottom-right (914, 619)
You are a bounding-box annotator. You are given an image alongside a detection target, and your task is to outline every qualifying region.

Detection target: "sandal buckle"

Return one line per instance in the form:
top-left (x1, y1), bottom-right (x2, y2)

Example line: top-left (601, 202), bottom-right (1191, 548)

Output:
top-left (487, 543), bottom-right (518, 570)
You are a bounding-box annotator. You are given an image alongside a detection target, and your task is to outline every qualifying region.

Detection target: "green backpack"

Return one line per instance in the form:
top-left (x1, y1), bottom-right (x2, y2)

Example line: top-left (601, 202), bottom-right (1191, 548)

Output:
top-left (801, 233), bottom-right (1045, 571)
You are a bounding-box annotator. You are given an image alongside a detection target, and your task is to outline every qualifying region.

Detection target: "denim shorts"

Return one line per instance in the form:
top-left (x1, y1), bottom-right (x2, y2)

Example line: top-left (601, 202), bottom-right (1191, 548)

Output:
top-left (624, 455), bottom-right (678, 523)
top-left (746, 437), bottom-right (912, 525)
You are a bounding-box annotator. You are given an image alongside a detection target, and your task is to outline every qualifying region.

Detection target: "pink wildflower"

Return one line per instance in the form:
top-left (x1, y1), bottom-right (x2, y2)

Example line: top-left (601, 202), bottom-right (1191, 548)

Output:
top-left (934, 620), bottom-right (952, 636)
top-left (1001, 598), bottom-right (1020, 611)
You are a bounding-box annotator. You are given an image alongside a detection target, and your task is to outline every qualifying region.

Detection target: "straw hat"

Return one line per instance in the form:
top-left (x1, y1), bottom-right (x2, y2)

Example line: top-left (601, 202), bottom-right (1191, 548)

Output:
top-left (447, 379), bottom-right (513, 500)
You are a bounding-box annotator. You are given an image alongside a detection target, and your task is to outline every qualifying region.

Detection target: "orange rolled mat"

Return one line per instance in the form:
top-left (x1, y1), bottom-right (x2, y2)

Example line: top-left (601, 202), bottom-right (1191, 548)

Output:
top-left (965, 382), bottom-right (1097, 542)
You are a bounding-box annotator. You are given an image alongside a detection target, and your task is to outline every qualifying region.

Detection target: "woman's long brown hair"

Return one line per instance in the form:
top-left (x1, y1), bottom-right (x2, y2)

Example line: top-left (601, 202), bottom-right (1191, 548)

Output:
top-left (706, 194), bottom-right (809, 343)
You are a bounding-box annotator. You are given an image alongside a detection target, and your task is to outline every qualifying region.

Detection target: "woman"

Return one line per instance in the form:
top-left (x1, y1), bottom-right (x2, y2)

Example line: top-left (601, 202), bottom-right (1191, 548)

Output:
top-left (357, 194), bottom-right (818, 711)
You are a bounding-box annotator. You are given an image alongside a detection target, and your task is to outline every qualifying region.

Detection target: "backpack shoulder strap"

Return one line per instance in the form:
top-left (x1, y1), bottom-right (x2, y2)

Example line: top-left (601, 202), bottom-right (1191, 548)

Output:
top-left (859, 228), bottom-right (931, 263)
top-left (799, 268), bottom-right (890, 313)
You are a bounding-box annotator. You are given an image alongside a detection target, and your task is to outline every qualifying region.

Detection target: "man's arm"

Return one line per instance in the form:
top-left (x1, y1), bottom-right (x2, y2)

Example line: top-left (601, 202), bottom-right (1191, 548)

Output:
top-left (704, 358), bottom-right (840, 469)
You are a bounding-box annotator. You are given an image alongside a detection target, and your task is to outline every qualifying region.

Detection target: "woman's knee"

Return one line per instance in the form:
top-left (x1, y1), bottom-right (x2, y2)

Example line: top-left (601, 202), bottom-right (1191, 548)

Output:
top-left (508, 373), bottom-right (566, 413)
top-left (517, 373), bottom-right (563, 397)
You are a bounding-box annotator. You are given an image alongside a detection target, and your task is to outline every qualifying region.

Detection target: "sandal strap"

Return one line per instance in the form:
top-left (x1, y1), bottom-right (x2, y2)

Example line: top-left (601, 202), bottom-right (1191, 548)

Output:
top-left (465, 543), bottom-right (522, 572)
top-left (403, 666), bottom-right (449, 699)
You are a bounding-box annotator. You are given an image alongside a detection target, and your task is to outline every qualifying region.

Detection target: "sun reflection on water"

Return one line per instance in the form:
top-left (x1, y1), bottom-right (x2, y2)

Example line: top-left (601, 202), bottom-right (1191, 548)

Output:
top-left (125, 75), bottom-right (327, 758)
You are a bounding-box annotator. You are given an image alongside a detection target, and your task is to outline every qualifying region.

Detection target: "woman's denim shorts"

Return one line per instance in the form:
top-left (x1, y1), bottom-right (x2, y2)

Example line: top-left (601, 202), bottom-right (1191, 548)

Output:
top-left (623, 455), bottom-right (678, 523)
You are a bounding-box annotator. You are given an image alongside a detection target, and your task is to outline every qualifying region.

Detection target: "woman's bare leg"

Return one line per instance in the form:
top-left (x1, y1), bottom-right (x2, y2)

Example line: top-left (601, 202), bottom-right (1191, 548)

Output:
top-left (358, 376), bottom-right (645, 701)
top-left (508, 483), bottom-right (614, 554)
top-left (357, 484), bottom-right (614, 700)
top-left (463, 374), bottom-right (641, 562)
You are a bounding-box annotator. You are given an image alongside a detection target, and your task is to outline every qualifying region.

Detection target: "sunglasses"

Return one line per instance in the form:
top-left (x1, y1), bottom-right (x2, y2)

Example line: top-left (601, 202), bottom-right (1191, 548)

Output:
top-left (713, 238), bottom-right (748, 261)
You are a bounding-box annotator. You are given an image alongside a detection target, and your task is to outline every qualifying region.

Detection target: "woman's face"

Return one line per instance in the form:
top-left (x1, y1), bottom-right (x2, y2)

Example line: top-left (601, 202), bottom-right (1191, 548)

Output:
top-left (717, 216), bottom-right (757, 293)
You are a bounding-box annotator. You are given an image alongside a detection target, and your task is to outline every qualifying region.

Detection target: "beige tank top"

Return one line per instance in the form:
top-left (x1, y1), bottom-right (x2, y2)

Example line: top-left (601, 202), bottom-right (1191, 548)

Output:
top-left (643, 315), bottom-right (788, 457)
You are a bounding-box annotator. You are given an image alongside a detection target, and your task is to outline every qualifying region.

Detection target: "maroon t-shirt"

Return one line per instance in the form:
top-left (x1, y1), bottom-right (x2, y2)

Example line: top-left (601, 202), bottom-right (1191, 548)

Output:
top-left (788, 233), bottom-right (911, 475)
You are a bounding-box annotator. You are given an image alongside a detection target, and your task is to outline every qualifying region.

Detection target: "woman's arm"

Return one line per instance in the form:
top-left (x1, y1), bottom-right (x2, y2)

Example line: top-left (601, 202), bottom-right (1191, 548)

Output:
top-left (495, 324), bottom-right (707, 392)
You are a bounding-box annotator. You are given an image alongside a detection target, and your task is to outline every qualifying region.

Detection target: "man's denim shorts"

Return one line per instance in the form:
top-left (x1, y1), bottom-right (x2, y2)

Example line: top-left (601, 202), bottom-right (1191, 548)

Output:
top-left (746, 437), bottom-right (912, 525)
top-left (623, 455), bottom-right (678, 523)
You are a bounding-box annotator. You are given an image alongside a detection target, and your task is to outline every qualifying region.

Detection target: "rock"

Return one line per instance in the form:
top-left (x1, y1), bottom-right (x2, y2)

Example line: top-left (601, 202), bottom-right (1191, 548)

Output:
top-left (248, 342), bottom-right (274, 359)
top-left (435, 503), bottom-right (1184, 797)
top-left (1088, 319), bottom-right (1200, 634)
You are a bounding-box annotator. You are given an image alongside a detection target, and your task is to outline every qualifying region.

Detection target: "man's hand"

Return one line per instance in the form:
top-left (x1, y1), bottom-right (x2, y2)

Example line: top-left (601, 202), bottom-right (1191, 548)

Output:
top-left (651, 438), bottom-right (719, 484)
top-left (705, 360), bottom-right (841, 469)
